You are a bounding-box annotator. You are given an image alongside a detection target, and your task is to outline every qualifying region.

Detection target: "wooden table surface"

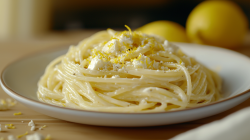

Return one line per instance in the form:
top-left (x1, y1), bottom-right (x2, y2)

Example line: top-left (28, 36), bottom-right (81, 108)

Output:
top-left (1, 30), bottom-right (250, 140)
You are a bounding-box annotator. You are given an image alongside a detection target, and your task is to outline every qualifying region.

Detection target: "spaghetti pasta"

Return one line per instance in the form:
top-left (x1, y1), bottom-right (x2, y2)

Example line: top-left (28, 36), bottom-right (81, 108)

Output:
top-left (37, 27), bottom-right (221, 112)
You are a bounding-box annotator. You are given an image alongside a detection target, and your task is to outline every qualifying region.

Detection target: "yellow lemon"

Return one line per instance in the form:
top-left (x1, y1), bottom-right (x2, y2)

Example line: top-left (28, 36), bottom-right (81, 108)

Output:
top-left (136, 20), bottom-right (189, 42)
top-left (186, 1), bottom-right (248, 49)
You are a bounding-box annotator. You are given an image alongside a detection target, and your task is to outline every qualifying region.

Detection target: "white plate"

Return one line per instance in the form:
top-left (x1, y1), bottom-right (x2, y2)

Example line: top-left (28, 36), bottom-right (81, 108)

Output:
top-left (1, 43), bottom-right (250, 127)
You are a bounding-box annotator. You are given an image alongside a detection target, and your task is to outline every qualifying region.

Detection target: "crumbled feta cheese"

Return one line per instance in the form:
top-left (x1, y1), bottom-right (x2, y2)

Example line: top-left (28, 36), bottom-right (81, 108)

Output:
top-left (88, 57), bottom-right (103, 70)
top-left (113, 63), bottom-right (121, 71)
top-left (132, 54), bottom-right (152, 69)
top-left (83, 27), bottom-right (181, 71)
top-left (26, 133), bottom-right (45, 140)
top-left (119, 35), bottom-right (133, 45)
top-left (31, 126), bottom-right (36, 131)
top-left (88, 57), bottom-right (111, 70)
top-left (102, 39), bottom-right (120, 55)
top-left (28, 120), bottom-right (35, 127)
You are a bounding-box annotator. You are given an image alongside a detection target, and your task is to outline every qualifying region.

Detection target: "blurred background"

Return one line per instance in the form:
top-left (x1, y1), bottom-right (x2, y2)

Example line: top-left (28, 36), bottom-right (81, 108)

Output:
top-left (0, 0), bottom-right (250, 49)
top-left (51, 0), bottom-right (250, 30)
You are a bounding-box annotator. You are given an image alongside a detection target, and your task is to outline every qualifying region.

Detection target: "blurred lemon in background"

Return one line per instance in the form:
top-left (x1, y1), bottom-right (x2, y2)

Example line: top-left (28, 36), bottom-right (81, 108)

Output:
top-left (186, 1), bottom-right (248, 49)
top-left (136, 20), bottom-right (189, 42)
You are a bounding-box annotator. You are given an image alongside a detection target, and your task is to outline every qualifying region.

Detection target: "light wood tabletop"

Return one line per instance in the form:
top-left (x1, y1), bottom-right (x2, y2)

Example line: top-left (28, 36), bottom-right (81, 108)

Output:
top-left (1, 30), bottom-right (250, 140)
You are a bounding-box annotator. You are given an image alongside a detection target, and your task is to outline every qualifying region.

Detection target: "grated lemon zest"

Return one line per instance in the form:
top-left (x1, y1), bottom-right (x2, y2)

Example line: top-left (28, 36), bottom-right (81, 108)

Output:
top-left (108, 43), bottom-right (114, 49)
top-left (16, 131), bottom-right (28, 139)
top-left (137, 54), bottom-right (142, 60)
top-left (124, 25), bottom-right (132, 34)
top-left (5, 124), bottom-right (15, 129)
top-left (13, 112), bottom-right (22, 116)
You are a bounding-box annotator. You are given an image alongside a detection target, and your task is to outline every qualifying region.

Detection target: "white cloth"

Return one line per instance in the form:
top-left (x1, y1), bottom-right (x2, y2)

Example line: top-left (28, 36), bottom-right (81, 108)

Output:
top-left (172, 107), bottom-right (250, 140)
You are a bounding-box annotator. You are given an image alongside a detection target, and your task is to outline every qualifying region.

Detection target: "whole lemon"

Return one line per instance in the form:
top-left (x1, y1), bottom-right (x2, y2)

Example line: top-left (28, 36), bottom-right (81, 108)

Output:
top-left (136, 20), bottom-right (189, 42)
top-left (186, 1), bottom-right (248, 49)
